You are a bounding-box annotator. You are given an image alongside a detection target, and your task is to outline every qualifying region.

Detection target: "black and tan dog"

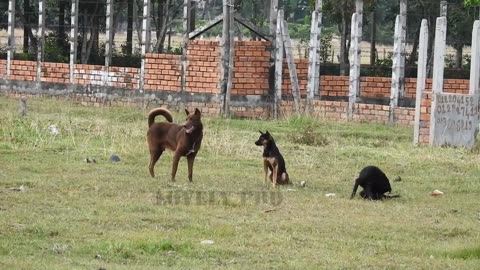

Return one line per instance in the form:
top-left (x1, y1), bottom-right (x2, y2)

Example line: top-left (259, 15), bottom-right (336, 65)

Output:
top-left (147, 108), bottom-right (203, 182)
top-left (255, 131), bottom-right (290, 187)
top-left (351, 166), bottom-right (399, 200)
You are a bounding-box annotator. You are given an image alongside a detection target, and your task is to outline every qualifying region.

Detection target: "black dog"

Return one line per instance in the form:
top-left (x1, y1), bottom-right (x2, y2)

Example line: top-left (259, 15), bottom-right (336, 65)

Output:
top-left (255, 131), bottom-right (290, 187)
top-left (351, 166), bottom-right (397, 200)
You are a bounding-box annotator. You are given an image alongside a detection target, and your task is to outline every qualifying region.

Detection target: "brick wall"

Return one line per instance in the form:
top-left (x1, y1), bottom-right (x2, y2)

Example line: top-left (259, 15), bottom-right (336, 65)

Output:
top-left (41, 62), bottom-right (69, 84)
top-left (74, 64), bottom-right (139, 89)
top-left (418, 92), bottom-right (432, 144)
top-left (187, 40), bottom-right (220, 94)
top-left (144, 53), bottom-right (180, 91)
top-left (0, 60), bottom-right (6, 78)
top-left (233, 41), bottom-right (271, 96)
top-left (10, 60), bottom-right (36, 81)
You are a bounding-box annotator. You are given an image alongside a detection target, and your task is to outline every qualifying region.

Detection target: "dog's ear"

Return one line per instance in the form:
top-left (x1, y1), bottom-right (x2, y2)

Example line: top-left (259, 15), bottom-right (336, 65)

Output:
top-left (185, 109), bottom-right (190, 116)
top-left (259, 130), bottom-right (264, 135)
top-left (265, 130), bottom-right (270, 136)
top-left (194, 108), bottom-right (201, 116)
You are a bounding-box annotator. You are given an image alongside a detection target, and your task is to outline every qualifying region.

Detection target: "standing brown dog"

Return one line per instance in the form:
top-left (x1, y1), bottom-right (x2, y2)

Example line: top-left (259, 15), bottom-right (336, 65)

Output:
top-left (147, 108), bottom-right (203, 182)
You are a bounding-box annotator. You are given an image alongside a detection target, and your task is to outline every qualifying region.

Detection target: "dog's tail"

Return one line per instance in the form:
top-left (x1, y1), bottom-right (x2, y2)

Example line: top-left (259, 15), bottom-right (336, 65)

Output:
top-left (148, 108), bottom-right (173, 127)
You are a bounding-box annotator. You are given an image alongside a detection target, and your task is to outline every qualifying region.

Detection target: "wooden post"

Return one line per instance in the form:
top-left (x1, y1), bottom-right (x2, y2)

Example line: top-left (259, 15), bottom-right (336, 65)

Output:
top-left (224, 0), bottom-right (234, 117)
top-left (432, 17), bottom-right (447, 94)
top-left (413, 19), bottom-right (428, 145)
top-left (389, 15), bottom-right (401, 123)
top-left (36, 0), bottom-right (46, 87)
top-left (348, 13), bottom-right (358, 120)
top-left (314, 0), bottom-right (322, 97)
top-left (470, 20), bottom-right (480, 94)
top-left (306, 7), bottom-right (320, 111)
top-left (104, 0), bottom-right (114, 87)
top-left (269, 0), bottom-right (278, 99)
top-left (139, 0), bottom-right (150, 94)
top-left (274, 10), bottom-right (284, 120)
top-left (399, 0), bottom-right (407, 97)
top-left (180, 0), bottom-right (191, 108)
top-left (6, 0), bottom-right (16, 80)
top-left (281, 19), bottom-right (300, 115)
top-left (69, 0), bottom-right (79, 85)
top-left (220, 0), bottom-right (230, 116)
top-left (355, 0), bottom-right (363, 96)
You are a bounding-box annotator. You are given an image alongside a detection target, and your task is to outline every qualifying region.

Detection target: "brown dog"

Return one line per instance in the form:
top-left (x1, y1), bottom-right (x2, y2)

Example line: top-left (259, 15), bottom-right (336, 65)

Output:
top-left (147, 108), bottom-right (203, 182)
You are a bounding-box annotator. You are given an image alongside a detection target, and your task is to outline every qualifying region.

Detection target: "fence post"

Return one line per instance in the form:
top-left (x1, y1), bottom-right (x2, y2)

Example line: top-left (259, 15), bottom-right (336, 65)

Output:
top-left (355, 0), bottom-right (363, 96)
top-left (220, 0), bottom-right (231, 116)
top-left (139, 0), bottom-right (150, 95)
top-left (36, 0), bottom-right (46, 88)
top-left (224, 0), bottom-right (234, 117)
top-left (469, 20), bottom-right (480, 95)
top-left (104, 0), bottom-right (114, 88)
top-left (180, 0), bottom-right (191, 109)
top-left (274, 10), bottom-right (284, 120)
top-left (314, 0), bottom-right (322, 97)
top-left (413, 19), bottom-right (428, 145)
top-left (429, 16), bottom-right (447, 146)
top-left (307, 7), bottom-right (320, 112)
top-left (348, 13), bottom-right (358, 120)
top-left (281, 20), bottom-right (300, 115)
top-left (69, 0), bottom-right (79, 85)
top-left (389, 15), bottom-right (401, 123)
top-left (6, 0), bottom-right (16, 81)
top-left (399, 0), bottom-right (407, 97)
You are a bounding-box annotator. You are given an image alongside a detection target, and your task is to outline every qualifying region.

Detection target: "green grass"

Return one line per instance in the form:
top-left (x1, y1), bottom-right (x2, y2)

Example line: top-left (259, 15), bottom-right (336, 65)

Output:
top-left (1, 95), bottom-right (480, 269)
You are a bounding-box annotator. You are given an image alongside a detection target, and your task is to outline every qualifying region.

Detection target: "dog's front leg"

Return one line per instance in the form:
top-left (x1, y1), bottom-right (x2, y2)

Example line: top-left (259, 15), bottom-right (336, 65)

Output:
top-left (187, 154), bottom-right (196, 182)
top-left (171, 152), bottom-right (182, 182)
top-left (263, 160), bottom-right (269, 184)
top-left (272, 165), bottom-right (278, 188)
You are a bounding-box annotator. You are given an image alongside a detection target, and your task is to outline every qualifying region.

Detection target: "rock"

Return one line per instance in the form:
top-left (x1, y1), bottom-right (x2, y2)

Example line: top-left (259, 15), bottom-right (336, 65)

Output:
top-left (48, 125), bottom-right (59, 136)
top-left (95, 254), bottom-right (102, 259)
top-left (325, 193), bottom-right (336, 198)
top-left (431, 189), bottom-right (444, 196)
top-left (109, 155), bottom-right (121, 162)
top-left (200, 240), bottom-right (214, 245)
top-left (8, 185), bottom-right (24, 192)
top-left (286, 188), bottom-right (296, 192)
top-left (300, 181), bottom-right (307, 187)
top-left (394, 176), bottom-right (402, 182)
top-left (85, 158), bottom-right (97, 163)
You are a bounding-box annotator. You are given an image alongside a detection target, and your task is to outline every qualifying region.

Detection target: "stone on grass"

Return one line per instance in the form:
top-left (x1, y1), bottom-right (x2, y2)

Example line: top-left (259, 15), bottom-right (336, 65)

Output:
top-left (200, 240), bottom-right (214, 245)
top-left (109, 155), bottom-right (121, 162)
top-left (325, 193), bottom-right (336, 198)
top-left (431, 189), bottom-right (444, 196)
top-left (394, 176), bottom-right (402, 182)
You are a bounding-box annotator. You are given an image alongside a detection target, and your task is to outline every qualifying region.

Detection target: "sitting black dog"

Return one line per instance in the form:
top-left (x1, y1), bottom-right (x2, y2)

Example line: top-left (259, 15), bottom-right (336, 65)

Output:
top-left (350, 166), bottom-right (398, 200)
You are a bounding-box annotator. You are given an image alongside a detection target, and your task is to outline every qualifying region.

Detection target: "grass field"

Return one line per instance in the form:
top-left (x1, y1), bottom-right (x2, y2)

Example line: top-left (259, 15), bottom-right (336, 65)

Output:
top-left (1, 95), bottom-right (480, 269)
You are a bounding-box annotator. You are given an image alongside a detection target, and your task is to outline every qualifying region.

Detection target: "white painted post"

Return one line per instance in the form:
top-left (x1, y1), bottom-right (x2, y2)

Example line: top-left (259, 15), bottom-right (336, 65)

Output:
top-left (36, 0), bottom-right (46, 86)
top-left (348, 13), bottom-right (358, 119)
top-left (429, 16), bottom-right (447, 146)
top-left (6, 0), bottom-right (16, 80)
top-left (306, 9), bottom-right (319, 111)
top-left (69, 0), bottom-right (79, 84)
top-left (104, 0), bottom-right (114, 87)
top-left (274, 10), bottom-right (284, 120)
top-left (281, 19), bottom-right (300, 115)
top-left (469, 20), bottom-right (480, 95)
top-left (224, 0), bottom-right (234, 116)
top-left (180, 0), bottom-right (191, 107)
top-left (355, 0), bottom-right (363, 96)
top-left (220, 0), bottom-right (230, 116)
top-left (139, 0), bottom-right (150, 93)
top-left (399, 0), bottom-right (407, 97)
top-left (440, 1), bottom-right (448, 17)
top-left (413, 19), bottom-right (428, 145)
top-left (314, 0), bottom-right (322, 97)
top-left (389, 15), bottom-right (402, 123)
top-left (432, 17), bottom-right (447, 94)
